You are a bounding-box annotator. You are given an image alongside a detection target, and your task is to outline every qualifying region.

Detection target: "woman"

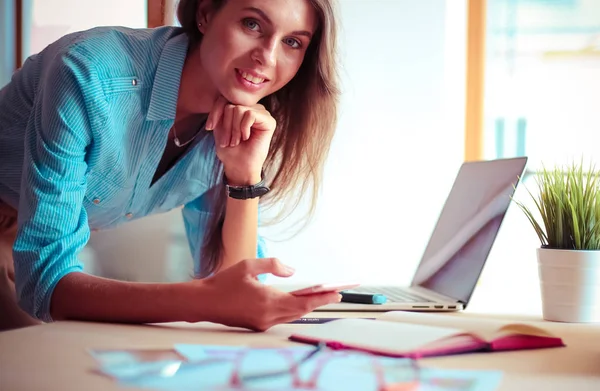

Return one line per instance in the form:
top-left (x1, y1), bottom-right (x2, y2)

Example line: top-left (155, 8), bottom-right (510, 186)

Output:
top-left (0, 0), bottom-right (341, 331)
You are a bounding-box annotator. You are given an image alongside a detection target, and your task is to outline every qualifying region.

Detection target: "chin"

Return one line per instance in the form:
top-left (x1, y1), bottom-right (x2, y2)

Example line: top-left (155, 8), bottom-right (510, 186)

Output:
top-left (222, 90), bottom-right (264, 107)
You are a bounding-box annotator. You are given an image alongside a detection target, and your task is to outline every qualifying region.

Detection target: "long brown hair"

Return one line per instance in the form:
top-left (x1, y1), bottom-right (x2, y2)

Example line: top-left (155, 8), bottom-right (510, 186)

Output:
top-left (176, 0), bottom-right (340, 277)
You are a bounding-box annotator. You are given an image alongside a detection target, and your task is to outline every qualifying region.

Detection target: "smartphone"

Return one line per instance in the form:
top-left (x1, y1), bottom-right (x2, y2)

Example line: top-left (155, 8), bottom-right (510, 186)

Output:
top-left (289, 282), bottom-right (361, 296)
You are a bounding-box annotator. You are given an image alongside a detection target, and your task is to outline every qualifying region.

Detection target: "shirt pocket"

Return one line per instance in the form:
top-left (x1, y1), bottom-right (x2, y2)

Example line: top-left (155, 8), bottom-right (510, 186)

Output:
top-left (83, 171), bottom-right (132, 229)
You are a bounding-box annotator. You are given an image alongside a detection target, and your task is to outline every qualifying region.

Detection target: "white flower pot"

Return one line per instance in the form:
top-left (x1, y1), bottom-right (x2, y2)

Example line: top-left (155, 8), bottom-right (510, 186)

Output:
top-left (537, 247), bottom-right (600, 323)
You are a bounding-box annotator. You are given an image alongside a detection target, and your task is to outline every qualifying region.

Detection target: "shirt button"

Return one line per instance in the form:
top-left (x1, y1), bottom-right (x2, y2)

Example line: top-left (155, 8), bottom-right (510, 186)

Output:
top-left (132, 79), bottom-right (138, 86)
top-left (126, 213), bottom-right (133, 219)
top-left (93, 198), bottom-right (100, 204)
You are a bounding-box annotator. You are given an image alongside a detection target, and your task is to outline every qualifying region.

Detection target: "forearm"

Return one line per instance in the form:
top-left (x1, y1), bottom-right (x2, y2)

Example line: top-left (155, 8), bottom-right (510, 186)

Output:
top-left (49, 272), bottom-right (205, 323)
top-left (220, 196), bottom-right (260, 270)
top-left (219, 170), bottom-right (262, 271)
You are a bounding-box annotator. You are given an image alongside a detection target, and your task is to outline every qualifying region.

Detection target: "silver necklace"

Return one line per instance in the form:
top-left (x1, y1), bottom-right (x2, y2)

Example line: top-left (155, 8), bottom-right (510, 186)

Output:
top-left (172, 124), bottom-right (200, 148)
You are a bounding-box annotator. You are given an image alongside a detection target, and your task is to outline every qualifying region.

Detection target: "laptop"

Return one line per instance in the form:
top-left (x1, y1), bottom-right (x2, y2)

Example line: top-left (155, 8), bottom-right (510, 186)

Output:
top-left (316, 156), bottom-right (528, 312)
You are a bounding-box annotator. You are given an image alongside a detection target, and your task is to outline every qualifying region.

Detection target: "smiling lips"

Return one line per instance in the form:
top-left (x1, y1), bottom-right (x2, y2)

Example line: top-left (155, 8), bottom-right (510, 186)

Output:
top-left (240, 70), bottom-right (265, 84)
top-left (235, 68), bottom-right (269, 90)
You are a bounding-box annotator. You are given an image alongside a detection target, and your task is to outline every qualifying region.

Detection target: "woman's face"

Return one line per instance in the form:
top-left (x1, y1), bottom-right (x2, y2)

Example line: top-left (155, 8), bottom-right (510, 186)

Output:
top-left (198, 0), bottom-right (317, 106)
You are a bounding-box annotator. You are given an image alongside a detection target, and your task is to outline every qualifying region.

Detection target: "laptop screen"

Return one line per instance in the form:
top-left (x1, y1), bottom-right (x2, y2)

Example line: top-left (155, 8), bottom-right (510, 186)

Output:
top-left (410, 157), bottom-right (528, 306)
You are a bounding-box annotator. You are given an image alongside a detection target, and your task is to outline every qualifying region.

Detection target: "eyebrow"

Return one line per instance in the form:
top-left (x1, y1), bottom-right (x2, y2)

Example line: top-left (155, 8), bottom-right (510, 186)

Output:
top-left (243, 7), bottom-right (313, 38)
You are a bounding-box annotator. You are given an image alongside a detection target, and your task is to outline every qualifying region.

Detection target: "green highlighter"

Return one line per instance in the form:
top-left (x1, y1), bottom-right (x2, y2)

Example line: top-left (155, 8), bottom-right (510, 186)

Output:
top-left (340, 291), bottom-right (387, 304)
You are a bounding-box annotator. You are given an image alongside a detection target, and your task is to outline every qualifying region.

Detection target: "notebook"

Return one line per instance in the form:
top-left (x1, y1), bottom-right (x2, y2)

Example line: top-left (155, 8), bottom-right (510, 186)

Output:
top-left (288, 311), bottom-right (565, 358)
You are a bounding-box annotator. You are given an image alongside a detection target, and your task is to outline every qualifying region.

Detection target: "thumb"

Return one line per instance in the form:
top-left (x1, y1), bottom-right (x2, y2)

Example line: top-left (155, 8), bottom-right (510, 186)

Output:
top-left (243, 258), bottom-right (295, 278)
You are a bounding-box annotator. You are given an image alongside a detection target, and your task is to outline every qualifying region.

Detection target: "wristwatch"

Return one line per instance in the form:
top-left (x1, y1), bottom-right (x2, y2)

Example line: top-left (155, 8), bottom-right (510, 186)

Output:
top-left (224, 171), bottom-right (270, 200)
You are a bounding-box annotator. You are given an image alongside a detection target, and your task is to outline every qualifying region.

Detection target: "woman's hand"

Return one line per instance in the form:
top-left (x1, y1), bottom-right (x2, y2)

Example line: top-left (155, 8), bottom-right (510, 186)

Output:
top-left (206, 96), bottom-right (276, 185)
top-left (191, 258), bottom-right (342, 331)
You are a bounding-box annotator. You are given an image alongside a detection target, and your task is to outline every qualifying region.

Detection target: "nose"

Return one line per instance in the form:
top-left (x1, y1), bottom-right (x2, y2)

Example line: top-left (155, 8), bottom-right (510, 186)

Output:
top-left (251, 38), bottom-right (277, 68)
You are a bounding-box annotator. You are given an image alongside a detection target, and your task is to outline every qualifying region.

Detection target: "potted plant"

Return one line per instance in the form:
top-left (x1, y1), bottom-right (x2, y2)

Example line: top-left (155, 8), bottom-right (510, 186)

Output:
top-left (513, 160), bottom-right (600, 323)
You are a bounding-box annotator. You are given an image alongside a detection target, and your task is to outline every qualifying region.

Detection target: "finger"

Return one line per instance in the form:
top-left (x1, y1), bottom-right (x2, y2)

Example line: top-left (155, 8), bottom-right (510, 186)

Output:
top-left (258, 291), bottom-right (341, 329)
top-left (231, 106), bottom-right (244, 147)
top-left (253, 103), bottom-right (266, 111)
top-left (240, 110), bottom-right (254, 141)
top-left (293, 292), bottom-right (343, 312)
top-left (251, 110), bottom-right (276, 135)
top-left (206, 95), bottom-right (228, 131)
top-left (268, 292), bottom-right (343, 327)
top-left (240, 258), bottom-right (295, 278)
top-left (221, 104), bottom-right (235, 148)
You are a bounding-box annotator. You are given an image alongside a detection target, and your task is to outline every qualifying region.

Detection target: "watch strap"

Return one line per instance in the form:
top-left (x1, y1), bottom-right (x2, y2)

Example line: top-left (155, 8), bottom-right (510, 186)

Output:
top-left (224, 171), bottom-right (270, 200)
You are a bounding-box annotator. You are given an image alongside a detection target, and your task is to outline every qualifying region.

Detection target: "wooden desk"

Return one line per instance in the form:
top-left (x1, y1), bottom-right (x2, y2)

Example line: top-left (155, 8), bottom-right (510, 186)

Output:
top-left (1, 311), bottom-right (599, 390)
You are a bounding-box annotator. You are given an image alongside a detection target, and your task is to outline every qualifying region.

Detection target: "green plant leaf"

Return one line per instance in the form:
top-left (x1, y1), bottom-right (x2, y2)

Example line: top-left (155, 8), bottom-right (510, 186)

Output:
top-left (511, 158), bottom-right (600, 250)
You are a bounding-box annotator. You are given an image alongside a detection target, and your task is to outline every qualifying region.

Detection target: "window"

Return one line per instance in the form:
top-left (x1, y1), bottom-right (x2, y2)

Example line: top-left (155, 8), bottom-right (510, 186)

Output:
top-left (25, 0), bottom-right (147, 58)
top-left (482, 0), bottom-right (600, 167)
top-left (472, 0), bottom-right (600, 315)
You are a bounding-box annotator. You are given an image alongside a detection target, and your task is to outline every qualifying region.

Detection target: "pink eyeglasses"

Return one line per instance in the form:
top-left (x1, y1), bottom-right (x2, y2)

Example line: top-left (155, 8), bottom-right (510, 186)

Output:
top-left (228, 342), bottom-right (423, 390)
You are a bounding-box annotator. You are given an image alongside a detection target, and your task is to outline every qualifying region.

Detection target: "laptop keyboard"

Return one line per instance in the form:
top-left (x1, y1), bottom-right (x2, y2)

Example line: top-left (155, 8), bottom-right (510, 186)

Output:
top-left (351, 286), bottom-right (434, 303)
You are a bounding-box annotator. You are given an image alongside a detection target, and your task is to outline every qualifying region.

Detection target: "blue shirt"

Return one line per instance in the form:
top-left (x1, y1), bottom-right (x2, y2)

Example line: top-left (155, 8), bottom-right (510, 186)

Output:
top-left (0, 26), bottom-right (266, 322)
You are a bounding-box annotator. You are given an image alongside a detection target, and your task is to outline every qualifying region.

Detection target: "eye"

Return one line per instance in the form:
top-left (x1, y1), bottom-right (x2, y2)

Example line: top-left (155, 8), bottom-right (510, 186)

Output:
top-left (283, 37), bottom-right (301, 49)
top-left (242, 18), bottom-right (260, 31)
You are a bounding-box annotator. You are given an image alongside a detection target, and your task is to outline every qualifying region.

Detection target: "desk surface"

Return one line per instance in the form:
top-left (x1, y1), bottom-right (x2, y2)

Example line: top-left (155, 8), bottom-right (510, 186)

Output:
top-left (1, 311), bottom-right (599, 390)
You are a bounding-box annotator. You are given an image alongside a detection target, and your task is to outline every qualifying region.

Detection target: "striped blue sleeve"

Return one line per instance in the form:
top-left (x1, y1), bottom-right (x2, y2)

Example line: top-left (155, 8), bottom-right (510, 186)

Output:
top-left (12, 49), bottom-right (96, 322)
top-left (181, 189), bottom-right (268, 279)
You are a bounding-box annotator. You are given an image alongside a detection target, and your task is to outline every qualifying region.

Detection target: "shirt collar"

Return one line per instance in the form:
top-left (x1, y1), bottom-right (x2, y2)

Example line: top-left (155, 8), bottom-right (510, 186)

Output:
top-left (146, 31), bottom-right (189, 121)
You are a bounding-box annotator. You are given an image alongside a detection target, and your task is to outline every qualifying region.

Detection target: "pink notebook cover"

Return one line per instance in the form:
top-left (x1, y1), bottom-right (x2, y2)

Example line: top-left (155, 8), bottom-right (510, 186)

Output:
top-left (289, 328), bottom-right (565, 358)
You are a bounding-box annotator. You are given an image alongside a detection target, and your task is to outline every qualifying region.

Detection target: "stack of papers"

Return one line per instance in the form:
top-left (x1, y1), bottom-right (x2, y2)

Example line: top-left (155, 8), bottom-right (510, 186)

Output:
top-left (89, 344), bottom-right (503, 390)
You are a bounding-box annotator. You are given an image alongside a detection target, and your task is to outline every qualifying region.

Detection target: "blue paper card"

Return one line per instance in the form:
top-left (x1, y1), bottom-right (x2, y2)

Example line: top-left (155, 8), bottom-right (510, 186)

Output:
top-left (91, 345), bottom-right (503, 391)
